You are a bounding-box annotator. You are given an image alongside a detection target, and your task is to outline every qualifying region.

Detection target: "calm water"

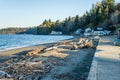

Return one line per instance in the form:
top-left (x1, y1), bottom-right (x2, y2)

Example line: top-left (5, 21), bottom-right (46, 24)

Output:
top-left (0, 34), bottom-right (73, 51)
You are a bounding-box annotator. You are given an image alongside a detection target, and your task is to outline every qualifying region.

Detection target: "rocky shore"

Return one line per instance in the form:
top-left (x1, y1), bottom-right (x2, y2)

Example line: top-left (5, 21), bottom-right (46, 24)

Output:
top-left (0, 37), bottom-right (98, 80)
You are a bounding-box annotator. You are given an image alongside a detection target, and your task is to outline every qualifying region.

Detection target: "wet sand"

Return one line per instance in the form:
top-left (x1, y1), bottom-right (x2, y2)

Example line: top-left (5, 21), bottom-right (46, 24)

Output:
top-left (0, 37), bottom-right (77, 57)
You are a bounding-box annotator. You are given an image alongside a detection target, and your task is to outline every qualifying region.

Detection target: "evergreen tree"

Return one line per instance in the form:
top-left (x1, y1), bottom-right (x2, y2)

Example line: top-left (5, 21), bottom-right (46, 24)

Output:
top-left (74, 15), bottom-right (80, 30)
top-left (68, 16), bottom-right (72, 21)
top-left (116, 3), bottom-right (120, 11)
top-left (102, 0), bottom-right (115, 19)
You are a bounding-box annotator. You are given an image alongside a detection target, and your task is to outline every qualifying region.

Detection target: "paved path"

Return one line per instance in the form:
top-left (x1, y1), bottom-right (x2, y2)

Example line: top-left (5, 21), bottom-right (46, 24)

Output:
top-left (88, 36), bottom-right (120, 80)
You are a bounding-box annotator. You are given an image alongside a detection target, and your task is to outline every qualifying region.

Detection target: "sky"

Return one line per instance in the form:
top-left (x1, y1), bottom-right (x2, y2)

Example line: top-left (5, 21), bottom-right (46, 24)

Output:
top-left (0, 0), bottom-right (119, 29)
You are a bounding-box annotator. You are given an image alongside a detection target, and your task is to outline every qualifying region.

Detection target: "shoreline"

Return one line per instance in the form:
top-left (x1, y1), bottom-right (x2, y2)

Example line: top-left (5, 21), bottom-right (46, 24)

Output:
top-left (0, 34), bottom-right (75, 52)
top-left (0, 36), bottom-right (78, 57)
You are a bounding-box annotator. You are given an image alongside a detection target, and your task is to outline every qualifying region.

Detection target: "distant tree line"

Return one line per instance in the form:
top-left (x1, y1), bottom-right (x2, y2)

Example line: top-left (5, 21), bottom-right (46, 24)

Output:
top-left (0, 0), bottom-right (120, 35)
top-left (0, 27), bottom-right (28, 34)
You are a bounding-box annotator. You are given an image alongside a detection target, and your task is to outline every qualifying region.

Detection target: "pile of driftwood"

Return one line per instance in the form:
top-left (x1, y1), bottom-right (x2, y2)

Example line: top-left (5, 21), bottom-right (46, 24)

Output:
top-left (0, 55), bottom-right (58, 80)
top-left (24, 38), bottom-right (98, 56)
top-left (57, 38), bottom-right (98, 50)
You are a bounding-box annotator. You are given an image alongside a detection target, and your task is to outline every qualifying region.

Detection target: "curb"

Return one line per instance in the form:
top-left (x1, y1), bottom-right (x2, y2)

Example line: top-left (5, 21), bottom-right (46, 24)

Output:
top-left (87, 42), bottom-right (100, 80)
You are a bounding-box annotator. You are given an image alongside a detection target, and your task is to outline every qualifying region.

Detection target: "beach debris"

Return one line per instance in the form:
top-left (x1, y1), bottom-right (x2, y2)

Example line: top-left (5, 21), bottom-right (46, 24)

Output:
top-left (39, 49), bottom-right (68, 58)
top-left (32, 57), bottom-right (48, 62)
top-left (26, 46), bottom-right (59, 56)
top-left (57, 38), bottom-right (97, 50)
top-left (26, 48), bottom-right (46, 56)
top-left (0, 59), bottom-right (50, 79)
top-left (0, 71), bottom-right (11, 78)
top-left (57, 45), bottom-right (71, 50)
top-left (0, 51), bottom-right (64, 79)
top-left (24, 76), bottom-right (33, 80)
top-left (60, 41), bottom-right (67, 45)
top-left (45, 46), bottom-right (58, 51)
top-left (77, 38), bottom-right (97, 48)
top-left (78, 38), bottom-right (90, 46)
top-left (94, 36), bottom-right (101, 40)
top-left (71, 44), bottom-right (78, 50)
top-left (60, 44), bottom-right (79, 50)
top-left (0, 37), bottom-right (98, 80)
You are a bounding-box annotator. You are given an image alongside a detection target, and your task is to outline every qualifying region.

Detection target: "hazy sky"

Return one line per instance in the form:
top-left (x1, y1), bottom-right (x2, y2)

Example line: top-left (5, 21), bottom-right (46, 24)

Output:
top-left (0, 0), bottom-right (119, 29)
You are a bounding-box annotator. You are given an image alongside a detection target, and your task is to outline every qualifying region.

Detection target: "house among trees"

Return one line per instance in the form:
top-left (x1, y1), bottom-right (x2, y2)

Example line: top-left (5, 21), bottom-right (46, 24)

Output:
top-left (84, 28), bottom-right (92, 36)
top-left (50, 31), bottom-right (62, 35)
top-left (93, 27), bottom-right (111, 36)
top-left (74, 29), bottom-right (84, 35)
top-left (84, 27), bottom-right (111, 36)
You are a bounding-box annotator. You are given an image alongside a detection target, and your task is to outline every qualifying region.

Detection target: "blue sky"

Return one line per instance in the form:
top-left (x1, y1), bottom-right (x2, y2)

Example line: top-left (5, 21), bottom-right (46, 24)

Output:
top-left (0, 0), bottom-right (119, 28)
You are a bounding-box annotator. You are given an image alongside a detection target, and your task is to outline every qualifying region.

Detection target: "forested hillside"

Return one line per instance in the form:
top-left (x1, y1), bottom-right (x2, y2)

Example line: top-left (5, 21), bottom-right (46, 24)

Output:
top-left (0, 0), bottom-right (120, 35)
top-left (36, 0), bottom-right (120, 35)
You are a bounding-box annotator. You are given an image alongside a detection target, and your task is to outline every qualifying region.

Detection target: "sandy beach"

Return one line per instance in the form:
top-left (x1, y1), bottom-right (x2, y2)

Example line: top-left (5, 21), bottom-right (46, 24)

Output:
top-left (0, 37), bottom-right (98, 80)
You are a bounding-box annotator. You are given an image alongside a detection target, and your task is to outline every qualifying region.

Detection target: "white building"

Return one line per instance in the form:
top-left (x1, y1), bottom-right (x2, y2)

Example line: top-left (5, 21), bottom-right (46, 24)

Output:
top-left (84, 28), bottom-right (92, 36)
top-left (50, 31), bottom-right (62, 35)
top-left (74, 29), bottom-right (83, 35)
top-left (84, 27), bottom-right (111, 36)
top-left (93, 28), bottom-right (111, 36)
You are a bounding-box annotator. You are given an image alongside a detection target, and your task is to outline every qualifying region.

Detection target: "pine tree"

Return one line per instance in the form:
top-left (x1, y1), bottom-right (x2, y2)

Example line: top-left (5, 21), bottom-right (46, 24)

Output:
top-left (116, 3), bottom-right (120, 11)
top-left (74, 15), bottom-right (80, 30)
